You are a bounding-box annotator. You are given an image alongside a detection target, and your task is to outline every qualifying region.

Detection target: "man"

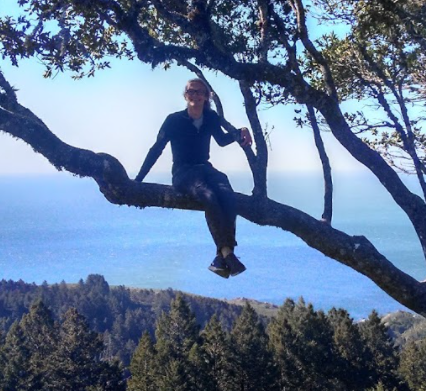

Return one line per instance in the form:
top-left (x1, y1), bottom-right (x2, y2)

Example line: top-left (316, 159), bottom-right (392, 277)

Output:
top-left (135, 78), bottom-right (252, 278)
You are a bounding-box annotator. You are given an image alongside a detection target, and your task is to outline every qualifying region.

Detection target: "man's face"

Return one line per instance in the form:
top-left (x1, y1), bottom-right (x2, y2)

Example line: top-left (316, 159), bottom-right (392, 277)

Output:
top-left (185, 82), bottom-right (209, 108)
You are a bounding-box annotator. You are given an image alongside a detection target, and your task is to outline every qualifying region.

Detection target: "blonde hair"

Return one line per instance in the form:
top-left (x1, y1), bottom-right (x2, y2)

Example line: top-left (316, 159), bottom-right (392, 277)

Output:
top-left (184, 78), bottom-right (212, 110)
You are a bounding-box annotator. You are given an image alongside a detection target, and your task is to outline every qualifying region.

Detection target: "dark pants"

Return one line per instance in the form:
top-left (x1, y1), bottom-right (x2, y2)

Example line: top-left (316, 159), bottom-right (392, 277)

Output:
top-left (172, 163), bottom-right (237, 252)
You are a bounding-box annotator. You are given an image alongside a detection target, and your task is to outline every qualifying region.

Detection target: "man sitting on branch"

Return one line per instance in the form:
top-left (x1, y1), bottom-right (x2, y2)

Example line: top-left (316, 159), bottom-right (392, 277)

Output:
top-left (135, 78), bottom-right (252, 278)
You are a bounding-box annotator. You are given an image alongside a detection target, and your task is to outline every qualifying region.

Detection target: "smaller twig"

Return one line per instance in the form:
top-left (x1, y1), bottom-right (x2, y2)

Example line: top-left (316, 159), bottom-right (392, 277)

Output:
top-left (307, 105), bottom-right (333, 224)
top-left (0, 70), bottom-right (18, 103)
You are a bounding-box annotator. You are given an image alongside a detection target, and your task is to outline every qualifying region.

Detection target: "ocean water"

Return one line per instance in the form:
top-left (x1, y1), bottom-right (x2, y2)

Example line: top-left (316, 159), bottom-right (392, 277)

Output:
top-left (0, 172), bottom-right (424, 319)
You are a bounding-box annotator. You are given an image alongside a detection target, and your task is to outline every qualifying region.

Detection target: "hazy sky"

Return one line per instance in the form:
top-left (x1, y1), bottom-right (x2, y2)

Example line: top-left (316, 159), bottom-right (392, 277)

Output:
top-left (0, 1), bottom-right (365, 178)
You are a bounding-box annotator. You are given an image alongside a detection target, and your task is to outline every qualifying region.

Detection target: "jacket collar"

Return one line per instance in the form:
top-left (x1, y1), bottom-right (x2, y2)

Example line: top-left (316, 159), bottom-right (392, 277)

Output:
top-left (180, 108), bottom-right (212, 120)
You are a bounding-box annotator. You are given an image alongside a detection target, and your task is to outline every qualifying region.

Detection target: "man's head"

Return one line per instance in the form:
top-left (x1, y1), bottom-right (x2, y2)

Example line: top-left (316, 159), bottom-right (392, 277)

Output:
top-left (184, 78), bottom-right (211, 110)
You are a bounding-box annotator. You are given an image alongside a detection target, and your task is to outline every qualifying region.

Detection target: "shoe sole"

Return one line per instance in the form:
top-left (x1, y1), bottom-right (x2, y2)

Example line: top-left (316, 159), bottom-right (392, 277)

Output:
top-left (230, 265), bottom-right (246, 277)
top-left (208, 266), bottom-right (231, 279)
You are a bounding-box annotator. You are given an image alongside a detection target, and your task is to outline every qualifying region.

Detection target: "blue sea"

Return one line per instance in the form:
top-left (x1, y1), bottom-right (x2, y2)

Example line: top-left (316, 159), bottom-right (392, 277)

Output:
top-left (0, 172), bottom-right (424, 319)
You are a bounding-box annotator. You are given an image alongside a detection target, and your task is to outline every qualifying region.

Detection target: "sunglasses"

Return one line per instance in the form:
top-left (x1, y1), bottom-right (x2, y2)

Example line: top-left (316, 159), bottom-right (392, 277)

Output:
top-left (185, 89), bottom-right (207, 96)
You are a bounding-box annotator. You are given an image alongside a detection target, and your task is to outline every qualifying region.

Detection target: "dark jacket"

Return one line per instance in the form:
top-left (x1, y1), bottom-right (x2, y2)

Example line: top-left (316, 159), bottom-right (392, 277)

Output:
top-left (135, 109), bottom-right (240, 181)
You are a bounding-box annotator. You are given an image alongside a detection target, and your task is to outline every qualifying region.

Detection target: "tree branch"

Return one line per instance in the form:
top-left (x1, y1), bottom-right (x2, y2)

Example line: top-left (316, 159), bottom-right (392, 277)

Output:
top-left (358, 46), bottom-right (426, 200)
top-left (0, 70), bottom-right (18, 110)
top-left (307, 105), bottom-right (333, 224)
top-left (257, 0), bottom-right (271, 63)
top-left (318, 94), bottom-right (426, 261)
top-left (239, 81), bottom-right (268, 198)
top-left (396, 82), bottom-right (426, 200)
top-left (289, 0), bottom-right (338, 101)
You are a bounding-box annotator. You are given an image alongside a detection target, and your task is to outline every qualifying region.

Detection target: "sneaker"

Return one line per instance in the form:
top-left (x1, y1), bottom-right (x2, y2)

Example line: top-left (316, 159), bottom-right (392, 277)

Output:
top-left (224, 253), bottom-right (246, 277)
top-left (208, 255), bottom-right (231, 279)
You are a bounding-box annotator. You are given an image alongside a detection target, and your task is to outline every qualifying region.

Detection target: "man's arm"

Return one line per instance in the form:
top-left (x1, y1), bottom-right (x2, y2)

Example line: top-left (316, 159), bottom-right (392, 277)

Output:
top-left (212, 112), bottom-right (253, 147)
top-left (135, 120), bottom-right (170, 182)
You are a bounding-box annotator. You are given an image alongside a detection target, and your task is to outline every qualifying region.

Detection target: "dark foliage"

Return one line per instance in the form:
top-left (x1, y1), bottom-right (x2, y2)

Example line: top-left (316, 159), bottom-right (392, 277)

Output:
top-left (2, 275), bottom-right (426, 390)
top-left (0, 274), bottom-right (243, 365)
top-left (0, 301), bottom-right (125, 391)
top-left (129, 296), bottom-right (411, 391)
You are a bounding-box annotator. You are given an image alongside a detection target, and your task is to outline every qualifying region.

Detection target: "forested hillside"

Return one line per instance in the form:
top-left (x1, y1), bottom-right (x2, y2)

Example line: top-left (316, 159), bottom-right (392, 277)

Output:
top-left (0, 275), bottom-right (244, 365)
top-left (1, 275), bottom-right (426, 390)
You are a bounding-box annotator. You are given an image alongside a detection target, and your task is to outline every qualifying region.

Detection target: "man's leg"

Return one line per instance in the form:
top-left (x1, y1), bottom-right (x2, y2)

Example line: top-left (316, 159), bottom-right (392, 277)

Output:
top-left (204, 166), bottom-right (246, 277)
top-left (173, 165), bottom-right (234, 250)
top-left (173, 165), bottom-right (245, 277)
top-left (203, 167), bottom-right (237, 253)
top-left (173, 165), bottom-right (231, 277)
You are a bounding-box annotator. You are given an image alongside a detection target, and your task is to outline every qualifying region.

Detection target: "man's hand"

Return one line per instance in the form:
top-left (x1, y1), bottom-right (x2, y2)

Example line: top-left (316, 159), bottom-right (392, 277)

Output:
top-left (239, 127), bottom-right (253, 147)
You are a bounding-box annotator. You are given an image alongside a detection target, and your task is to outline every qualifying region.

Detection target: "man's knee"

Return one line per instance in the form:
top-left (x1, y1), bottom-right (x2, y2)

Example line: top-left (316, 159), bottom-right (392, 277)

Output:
top-left (195, 186), bottom-right (219, 206)
top-left (204, 191), bottom-right (220, 207)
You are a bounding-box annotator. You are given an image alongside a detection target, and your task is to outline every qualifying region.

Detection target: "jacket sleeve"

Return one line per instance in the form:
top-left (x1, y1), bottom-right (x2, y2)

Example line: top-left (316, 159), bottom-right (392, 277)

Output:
top-left (135, 117), bottom-right (170, 182)
top-left (210, 111), bottom-right (242, 147)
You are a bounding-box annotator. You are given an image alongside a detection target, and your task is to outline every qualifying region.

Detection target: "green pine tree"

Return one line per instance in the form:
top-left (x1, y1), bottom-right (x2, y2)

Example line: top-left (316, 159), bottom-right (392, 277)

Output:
top-left (187, 341), bottom-right (211, 391)
top-left (0, 301), bottom-right (58, 391)
top-left (0, 330), bottom-right (6, 387)
top-left (154, 295), bottom-right (200, 391)
top-left (268, 298), bottom-right (341, 390)
top-left (52, 307), bottom-right (125, 391)
top-left (201, 314), bottom-right (233, 391)
top-left (155, 295), bottom-right (199, 359)
top-left (231, 303), bottom-right (278, 391)
top-left (160, 358), bottom-right (189, 391)
top-left (359, 310), bottom-right (403, 390)
top-left (1, 322), bottom-right (31, 391)
top-left (328, 307), bottom-right (374, 390)
top-left (21, 301), bottom-right (58, 390)
top-left (128, 332), bottom-right (157, 391)
top-left (399, 338), bottom-right (426, 390)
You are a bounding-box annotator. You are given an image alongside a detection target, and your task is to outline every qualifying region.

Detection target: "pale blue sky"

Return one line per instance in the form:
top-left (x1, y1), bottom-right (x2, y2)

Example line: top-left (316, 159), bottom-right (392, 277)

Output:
top-left (0, 1), bottom-right (365, 178)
